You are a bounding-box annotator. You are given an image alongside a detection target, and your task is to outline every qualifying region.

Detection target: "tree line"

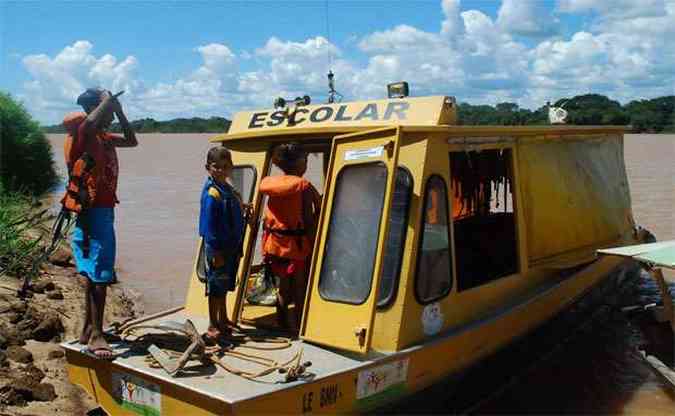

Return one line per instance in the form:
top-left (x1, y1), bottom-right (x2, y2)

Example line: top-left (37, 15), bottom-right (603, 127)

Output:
top-left (458, 94), bottom-right (675, 133)
top-left (44, 116), bottom-right (231, 134)
top-left (42, 94), bottom-right (674, 133)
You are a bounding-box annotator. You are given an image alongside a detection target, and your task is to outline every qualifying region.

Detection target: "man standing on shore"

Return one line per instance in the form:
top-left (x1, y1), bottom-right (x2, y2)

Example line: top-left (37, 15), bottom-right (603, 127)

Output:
top-left (64, 88), bottom-right (138, 359)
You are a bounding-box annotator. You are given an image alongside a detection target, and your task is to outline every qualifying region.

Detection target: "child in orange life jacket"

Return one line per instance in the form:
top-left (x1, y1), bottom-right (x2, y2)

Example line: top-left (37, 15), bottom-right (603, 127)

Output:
top-left (199, 147), bottom-right (245, 341)
top-left (260, 144), bottom-right (321, 331)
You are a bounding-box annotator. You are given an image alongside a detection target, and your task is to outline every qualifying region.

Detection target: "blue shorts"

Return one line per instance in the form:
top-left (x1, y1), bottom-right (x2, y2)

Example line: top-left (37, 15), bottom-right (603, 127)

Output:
top-left (71, 208), bottom-right (116, 284)
top-left (205, 245), bottom-right (235, 297)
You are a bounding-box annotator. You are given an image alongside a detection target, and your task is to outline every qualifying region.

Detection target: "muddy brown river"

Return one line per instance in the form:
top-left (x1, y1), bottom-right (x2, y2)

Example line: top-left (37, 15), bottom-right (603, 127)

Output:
top-left (48, 133), bottom-right (674, 413)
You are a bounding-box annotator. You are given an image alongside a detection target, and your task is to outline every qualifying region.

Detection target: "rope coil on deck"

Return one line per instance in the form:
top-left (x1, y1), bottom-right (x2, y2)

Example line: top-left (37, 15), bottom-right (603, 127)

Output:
top-left (118, 321), bottom-right (311, 383)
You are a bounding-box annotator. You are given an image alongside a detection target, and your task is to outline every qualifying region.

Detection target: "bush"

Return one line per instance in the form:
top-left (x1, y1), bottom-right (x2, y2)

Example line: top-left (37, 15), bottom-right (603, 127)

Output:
top-left (0, 192), bottom-right (46, 279)
top-left (0, 92), bottom-right (58, 195)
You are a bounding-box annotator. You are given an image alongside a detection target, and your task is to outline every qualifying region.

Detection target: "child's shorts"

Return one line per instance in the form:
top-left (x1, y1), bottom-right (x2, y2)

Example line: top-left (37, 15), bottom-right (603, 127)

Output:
top-left (71, 208), bottom-right (116, 284)
top-left (205, 245), bottom-right (236, 297)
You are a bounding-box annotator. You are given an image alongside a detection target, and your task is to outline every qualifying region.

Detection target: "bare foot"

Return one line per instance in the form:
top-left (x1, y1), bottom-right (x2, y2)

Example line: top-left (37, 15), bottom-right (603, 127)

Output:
top-left (88, 334), bottom-right (113, 359)
top-left (79, 324), bottom-right (92, 345)
top-left (206, 326), bottom-right (221, 340)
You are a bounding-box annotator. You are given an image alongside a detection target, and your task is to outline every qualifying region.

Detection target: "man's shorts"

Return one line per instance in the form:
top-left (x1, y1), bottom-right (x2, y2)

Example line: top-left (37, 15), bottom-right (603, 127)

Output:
top-left (205, 245), bottom-right (235, 297)
top-left (71, 208), bottom-right (116, 284)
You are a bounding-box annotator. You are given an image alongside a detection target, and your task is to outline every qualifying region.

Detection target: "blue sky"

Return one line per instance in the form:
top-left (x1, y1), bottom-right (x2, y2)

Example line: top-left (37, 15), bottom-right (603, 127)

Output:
top-left (2, 0), bottom-right (674, 124)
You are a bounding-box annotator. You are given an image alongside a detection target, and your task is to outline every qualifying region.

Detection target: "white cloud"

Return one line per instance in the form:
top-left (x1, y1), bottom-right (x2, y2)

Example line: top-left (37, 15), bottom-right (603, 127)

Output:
top-left (558, 0), bottom-right (667, 20)
top-left (17, 0), bottom-right (675, 124)
top-left (497, 0), bottom-right (560, 37)
top-left (440, 0), bottom-right (465, 37)
top-left (20, 40), bottom-right (141, 123)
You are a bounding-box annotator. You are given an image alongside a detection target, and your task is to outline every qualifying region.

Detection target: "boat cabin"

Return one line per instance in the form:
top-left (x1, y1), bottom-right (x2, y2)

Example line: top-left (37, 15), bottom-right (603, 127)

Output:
top-left (183, 95), bottom-right (634, 354)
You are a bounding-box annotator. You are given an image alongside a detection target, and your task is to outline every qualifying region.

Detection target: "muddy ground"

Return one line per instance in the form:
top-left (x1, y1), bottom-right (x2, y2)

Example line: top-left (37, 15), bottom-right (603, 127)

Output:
top-left (0, 247), bottom-right (141, 415)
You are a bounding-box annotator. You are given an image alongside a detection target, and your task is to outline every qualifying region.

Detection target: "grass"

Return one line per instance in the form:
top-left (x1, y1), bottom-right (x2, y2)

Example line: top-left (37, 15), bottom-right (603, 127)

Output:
top-left (0, 191), bottom-right (50, 280)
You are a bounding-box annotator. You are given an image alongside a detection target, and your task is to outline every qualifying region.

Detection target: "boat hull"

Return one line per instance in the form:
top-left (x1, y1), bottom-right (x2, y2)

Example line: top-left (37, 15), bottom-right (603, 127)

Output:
top-left (64, 256), bottom-right (640, 415)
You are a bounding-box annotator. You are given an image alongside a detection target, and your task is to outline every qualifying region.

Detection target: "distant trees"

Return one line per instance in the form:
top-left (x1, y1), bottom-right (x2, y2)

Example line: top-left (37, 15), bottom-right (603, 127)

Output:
top-left (43, 116), bottom-right (231, 134)
top-left (41, 94), bottom-right (674, 133)
top-left (624, 96), bottom-right (675, 133)
top-left (458, 102), bottom-right (547, 126)
top-left (459, 94), bottom-right (674, 132)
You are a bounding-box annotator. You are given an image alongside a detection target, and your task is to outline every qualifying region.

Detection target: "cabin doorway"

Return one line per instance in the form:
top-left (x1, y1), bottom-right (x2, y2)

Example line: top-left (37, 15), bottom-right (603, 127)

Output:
top-left (238, 144), bottom-right (329, 332)
top-left (450, 148), bottom-right (519, 290)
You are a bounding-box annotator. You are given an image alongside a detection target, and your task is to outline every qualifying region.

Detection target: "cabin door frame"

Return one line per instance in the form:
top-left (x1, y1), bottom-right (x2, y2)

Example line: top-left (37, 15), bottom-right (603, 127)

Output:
top-left (301, 126), bottom-right (401, 354)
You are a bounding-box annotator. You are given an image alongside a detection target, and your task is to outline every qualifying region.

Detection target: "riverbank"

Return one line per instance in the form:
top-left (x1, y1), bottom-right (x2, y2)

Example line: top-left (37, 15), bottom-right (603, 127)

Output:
top-left (0, 249), bottom-right (141, 415)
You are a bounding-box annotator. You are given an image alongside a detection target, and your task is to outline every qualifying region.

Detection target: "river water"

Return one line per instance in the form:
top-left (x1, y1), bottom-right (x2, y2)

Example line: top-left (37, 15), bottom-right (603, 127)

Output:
top-left (48, 133), bottom-right (674, 413)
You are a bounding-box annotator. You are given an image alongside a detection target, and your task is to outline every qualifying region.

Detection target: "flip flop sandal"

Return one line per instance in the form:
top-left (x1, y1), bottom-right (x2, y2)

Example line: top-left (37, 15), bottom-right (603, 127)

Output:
top-left (82, 346), bottom-right (118, 361)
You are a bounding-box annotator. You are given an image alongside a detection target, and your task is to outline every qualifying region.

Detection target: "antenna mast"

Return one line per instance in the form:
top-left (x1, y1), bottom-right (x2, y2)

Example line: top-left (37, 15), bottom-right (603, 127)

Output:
top-left (324, 1), bottom-right (342, 103)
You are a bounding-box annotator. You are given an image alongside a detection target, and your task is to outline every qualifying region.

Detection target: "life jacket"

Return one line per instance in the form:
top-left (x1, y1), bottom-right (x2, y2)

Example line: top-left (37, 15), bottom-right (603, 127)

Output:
top-left (259, 175), bottom-right (313, 260)
top-left (61, 112), bottom-right (97, 213)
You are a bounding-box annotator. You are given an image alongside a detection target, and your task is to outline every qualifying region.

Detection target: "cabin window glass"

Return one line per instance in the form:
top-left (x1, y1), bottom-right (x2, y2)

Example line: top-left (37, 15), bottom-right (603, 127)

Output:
top-left (319, 163), bottom-right (388, 304)
top-left (230, 166), bottom-right (257, 203)
top-left (378, 168), bottom-right (413, 308)
top-left (415, 175), bottom-right (453, 303)
top-left (450, 148), bottom-right (519, 291)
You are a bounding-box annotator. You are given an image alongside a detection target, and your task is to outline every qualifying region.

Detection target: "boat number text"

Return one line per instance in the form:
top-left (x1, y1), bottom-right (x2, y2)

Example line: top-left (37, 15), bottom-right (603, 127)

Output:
top-left (302, 383), bottom-right (342, 413)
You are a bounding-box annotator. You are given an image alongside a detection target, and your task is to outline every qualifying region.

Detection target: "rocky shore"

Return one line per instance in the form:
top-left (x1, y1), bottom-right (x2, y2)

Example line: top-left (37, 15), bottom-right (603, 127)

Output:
top-left (0, 247), bottom-right (140, 415)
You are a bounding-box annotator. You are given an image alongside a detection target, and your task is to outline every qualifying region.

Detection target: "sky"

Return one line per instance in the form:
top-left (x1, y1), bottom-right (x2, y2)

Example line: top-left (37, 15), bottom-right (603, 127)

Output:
top-left (1, 0), bottom-right (674, 125)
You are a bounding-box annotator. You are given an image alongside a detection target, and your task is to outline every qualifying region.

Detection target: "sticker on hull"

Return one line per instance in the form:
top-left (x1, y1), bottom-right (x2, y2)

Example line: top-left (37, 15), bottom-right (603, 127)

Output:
top-left (422, 302), bottom-right (444, 335)
top-left (112, 371), bottom-right (161, 416)
top-left (356, 358), bottom-right (409, 409)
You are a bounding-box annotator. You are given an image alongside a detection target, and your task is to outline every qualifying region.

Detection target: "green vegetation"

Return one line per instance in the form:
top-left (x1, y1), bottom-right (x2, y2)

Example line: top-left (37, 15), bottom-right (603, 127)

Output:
top-left (0, 193), bottom-right (49, 279)
top-left (1, 92), bottom-right (59, 195)
top-left (44, 116), bottom-right (231, 134)
top-left (458, 94), bottom-right (674, 132)
top-left (0, 92), bottom-right (59, 280)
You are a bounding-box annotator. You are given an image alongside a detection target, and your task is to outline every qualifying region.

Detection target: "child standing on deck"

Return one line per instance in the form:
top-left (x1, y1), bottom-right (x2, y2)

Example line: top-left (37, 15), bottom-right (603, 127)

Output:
top-left (260, 143), bottom-right (321, 332)
top-left (199, 147), bottom-right (245, 341)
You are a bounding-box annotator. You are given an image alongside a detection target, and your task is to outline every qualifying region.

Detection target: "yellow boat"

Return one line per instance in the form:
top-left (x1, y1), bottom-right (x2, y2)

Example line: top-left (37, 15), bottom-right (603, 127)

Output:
top-left (63, 88), bottom-right (650, 415)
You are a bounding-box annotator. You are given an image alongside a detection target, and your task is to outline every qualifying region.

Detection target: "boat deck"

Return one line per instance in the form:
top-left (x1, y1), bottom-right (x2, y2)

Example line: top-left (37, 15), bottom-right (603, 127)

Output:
top-left (62, 309), bottom-right (377, 404)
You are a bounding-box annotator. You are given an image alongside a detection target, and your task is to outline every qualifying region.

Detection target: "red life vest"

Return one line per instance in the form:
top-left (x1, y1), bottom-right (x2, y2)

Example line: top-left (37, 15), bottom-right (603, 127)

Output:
top-left (259, 175), bottom-right (313, 260)
top-left (61, 112), bottom-right (97, 213)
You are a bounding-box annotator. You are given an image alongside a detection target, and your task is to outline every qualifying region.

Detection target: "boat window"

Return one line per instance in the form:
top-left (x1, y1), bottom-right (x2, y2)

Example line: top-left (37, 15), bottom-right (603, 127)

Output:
top-left (230, 166), bottom-right (257, 203)
top-left (378, 168), bottom-right (413, 308)
top-left (450, 148), bottom-right (519, 291)
top-left (319, 163), bottom-right (388, 304)
top-left (415, 175), bottom-right (453, 304)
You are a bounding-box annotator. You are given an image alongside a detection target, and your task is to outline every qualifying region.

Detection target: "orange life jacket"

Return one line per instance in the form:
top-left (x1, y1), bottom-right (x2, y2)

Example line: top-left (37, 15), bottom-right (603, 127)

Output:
top-left (259, 175), bottom-right (313, 260)
top-left (61, 112), bottom-right (97, 213)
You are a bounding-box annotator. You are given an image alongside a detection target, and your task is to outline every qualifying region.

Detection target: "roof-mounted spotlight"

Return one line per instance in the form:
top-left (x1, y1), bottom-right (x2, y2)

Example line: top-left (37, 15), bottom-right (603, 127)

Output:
top-left (387, 82), bottom-right (409, 99)
top-left (273, 95), bottom-right (311, 126)
top-left (273, 95), bottom-right (311, 109)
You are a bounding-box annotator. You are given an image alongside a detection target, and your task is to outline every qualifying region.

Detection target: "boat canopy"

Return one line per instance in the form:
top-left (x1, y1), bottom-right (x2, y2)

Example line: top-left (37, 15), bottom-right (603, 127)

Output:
top-left (518, 134), bottom-right (634, 268)
top-left (598, 240), bottom-right (675, 269)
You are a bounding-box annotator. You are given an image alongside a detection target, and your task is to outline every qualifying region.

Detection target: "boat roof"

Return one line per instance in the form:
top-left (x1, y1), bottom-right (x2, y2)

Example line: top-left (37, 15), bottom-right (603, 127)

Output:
top-left (211, 95), bottom-right (627, 145)
top-left (211, 124), bottom-right (628, 145)
top-left (598, 240), bottom-right (675, 269)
